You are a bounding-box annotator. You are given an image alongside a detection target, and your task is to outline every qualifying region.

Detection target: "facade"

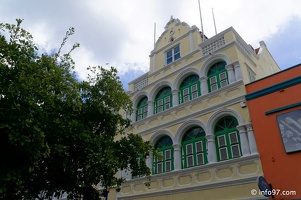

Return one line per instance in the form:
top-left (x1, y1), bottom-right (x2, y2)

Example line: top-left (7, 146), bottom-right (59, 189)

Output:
top-left (118, 17), bottom-right (280, 200)
top-left (245, 64), bottom-right (301, 199)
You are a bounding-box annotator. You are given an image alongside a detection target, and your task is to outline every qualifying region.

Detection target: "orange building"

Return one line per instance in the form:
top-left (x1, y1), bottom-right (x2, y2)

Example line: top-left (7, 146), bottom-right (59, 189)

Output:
top-left (246, 63), bottom-right (301, 199)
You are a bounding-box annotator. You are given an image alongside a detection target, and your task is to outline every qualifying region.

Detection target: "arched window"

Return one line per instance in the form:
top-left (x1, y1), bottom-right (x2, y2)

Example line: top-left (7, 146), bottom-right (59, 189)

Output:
top-left (181, 126), bottom-right (207, 168)
top-left (214, 116), bottom-right (241, 161)
top-left (154, 87), bottom-right (172, 113)
top-left (207, 61), bottom-right (228, 92)
top-left (136, 96), bottom-right (148, 121)
top-left (153, 136), bottom-right (174, 174)
top-left (179, 75), bottom-right (201, 104)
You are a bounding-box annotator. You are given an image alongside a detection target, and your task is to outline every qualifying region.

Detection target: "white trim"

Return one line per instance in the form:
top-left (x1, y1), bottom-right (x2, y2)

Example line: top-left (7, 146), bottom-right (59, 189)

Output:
top-left (132, 92), bottom-right (149, 108)
top-left (207, 108), bottom-right (244, 135)
top-left (174, 120), bottom-right (207, 145)
top-left (149, 80), bottom-right (173, 101)
top-left (200, 53), bottom-right (231, 76)
top-left (149, 130), bottom-right (174, 145)
top-left (172, 68), bottom-right (200, 89)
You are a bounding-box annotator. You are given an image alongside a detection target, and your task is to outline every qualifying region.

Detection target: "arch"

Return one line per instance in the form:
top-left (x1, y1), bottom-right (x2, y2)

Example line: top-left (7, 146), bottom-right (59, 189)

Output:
top-left (151, 130), bottom-right (175, 174)
top-left (207, 109), bottom-right (244, 135)
top-left (132, 91), bottom-right (149, 108)
top-left (174, 120), bottom-right (207, 144)
top-left (212, 115), bottom-right (241, 161)
top-left (149, 80), bottom-right (173, 101)
top-left (181, 125), bottom-right (208, 168)
top-left (153, 84), bottom-right (173, 114)
top-left (173, 68), bottom-right (200, 89)
top-left (200, 54), bottom-right (231, 77)
top-left (149, 130), bottom-right (174, 146)
top-left (135, 96), bottom-right (148, 121)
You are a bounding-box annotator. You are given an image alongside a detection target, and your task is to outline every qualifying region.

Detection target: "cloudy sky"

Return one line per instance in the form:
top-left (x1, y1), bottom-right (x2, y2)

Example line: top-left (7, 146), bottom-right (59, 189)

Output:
top-left (1, 0), bottom-right (301, 90)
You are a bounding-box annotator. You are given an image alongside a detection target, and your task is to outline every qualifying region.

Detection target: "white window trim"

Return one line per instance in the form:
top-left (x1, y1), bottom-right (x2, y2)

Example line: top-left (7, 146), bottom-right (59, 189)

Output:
top-left (165, 45), bottom-right (180, 65)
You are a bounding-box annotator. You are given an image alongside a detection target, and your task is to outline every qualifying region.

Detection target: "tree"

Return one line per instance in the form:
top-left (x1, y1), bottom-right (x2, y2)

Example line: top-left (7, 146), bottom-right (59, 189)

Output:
top-left (0, 19), bottom-right (153, 199)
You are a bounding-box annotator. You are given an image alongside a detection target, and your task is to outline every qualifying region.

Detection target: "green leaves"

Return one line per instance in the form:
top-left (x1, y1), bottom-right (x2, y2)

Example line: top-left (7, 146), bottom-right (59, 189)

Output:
top-left (0, 19), bottom-right (152, 200)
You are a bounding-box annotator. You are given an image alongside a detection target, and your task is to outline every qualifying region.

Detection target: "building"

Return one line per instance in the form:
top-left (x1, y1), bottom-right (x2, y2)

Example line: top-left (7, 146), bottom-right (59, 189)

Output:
top-left (118, 17), bottom-right (280, 200)
top-left (245, 64), bottom-right (301, 199)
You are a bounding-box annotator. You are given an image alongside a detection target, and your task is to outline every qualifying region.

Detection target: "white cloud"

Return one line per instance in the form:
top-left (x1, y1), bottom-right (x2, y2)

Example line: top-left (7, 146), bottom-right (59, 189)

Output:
top-left (1, 0), bottom-right (301, 85)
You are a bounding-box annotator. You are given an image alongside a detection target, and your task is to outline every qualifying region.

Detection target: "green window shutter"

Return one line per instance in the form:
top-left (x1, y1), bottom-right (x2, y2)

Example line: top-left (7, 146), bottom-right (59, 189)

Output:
top-left (155, 87), bottom-right (172, 113)
top-left (207, 61), bottom-right (228, 92)
top-left (179, 75), bottom-right (201, 104)
top-left (136, 96), bottom-right (148, 121)
top-left (181, 126), bottom-right (207, 169)
top-left (214, 116), bottom-right (242, 161)
top-left (153, 136), bottom-right (174, 174)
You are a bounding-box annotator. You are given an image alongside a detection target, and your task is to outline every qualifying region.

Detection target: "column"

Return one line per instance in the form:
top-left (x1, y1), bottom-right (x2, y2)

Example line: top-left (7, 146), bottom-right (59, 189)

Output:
top-left (233, 61), bottom-right (243, 81)
top-left (173, 144), bottom-right (182, 170)
top-left (172, 89), bottom-right (179, 107)
top-left (236, 125), bottom-right (250, 156)
top-left (147, 100), bottom-right (154, 117)
top-left (245, 122), bottom-right (258, 154)
top-left (153, 54), bottom-right (157, 72)
top-left (131, 108), bottom-right (136, 122)
top-left (200, 76), bottom-right (208, 95)
top-left (206, 134), bottom-right (217, 163)
top-left (225, 64), bottom-right (235, 84)
top-left (189, 31), bottom-right (194, 52)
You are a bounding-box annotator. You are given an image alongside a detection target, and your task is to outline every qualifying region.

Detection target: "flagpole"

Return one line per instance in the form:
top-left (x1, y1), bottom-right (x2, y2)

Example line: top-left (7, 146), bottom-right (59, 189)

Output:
top-left (154, 23), bottom-right (156, 47)
top-left (212, 8), bottom-right (217, 35)
top-left (198, 0), bottom-right (205, 42)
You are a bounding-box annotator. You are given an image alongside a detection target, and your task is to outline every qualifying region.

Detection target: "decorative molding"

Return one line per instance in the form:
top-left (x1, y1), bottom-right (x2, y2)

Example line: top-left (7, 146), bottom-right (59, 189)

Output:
top-left (118, 176), bottom-right (258, 200)
top-left (265, 101), bottom-right (301, 115)
top-left (177, 174), bottom-right (193, 186)
top-left (236, 160), bottom-right (259, 177)
top-left (151, 24), bottom-right (198, 56)
top-left (174, 119), bottom-right (207, 144)
top-left (214, 165), bottom-right (234, 181)
top-left (246, 76), bottom-right (301, 101)
top-left (123, 154), bottom-right (259, 184)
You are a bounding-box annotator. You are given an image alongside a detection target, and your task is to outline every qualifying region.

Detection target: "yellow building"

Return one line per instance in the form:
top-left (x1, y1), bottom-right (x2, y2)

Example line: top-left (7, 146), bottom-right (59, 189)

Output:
top-left (117, 17), bottom-right (280, 200)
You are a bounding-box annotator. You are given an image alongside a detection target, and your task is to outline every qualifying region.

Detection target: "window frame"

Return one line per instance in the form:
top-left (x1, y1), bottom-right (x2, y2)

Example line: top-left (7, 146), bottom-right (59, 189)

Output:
top-left (179, 82), bottom-right (201, 104)
top-left (181, 127), bottom-right (208, 169)
top-left (179, 75), bottom-right (201, 104)
top-left (154, 87), bottom-right (172, 114)
top-left (152, 137), bottom-right (174, 175)
top-left (166, 45), bottom-right (181, 65)
top-left (136, 96), bottom-right (148, 121)
top-left (207, 61), bottom-right (229, 92)
top-left (214, 117), bottom-right (242, 161)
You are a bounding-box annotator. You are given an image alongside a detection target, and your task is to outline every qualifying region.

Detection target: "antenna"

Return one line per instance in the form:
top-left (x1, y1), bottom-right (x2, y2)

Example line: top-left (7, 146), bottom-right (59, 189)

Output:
top-left (197, 0), bottom-right (205, 42)
top-left (212, 8), bottom-right (217, 35)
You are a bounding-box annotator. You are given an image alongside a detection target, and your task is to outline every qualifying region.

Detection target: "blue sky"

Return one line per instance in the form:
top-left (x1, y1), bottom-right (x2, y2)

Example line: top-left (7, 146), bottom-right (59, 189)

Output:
top-left (1, 0), bottom-right (300, 90)
top-left (265, 16), bottom-right (301, 70)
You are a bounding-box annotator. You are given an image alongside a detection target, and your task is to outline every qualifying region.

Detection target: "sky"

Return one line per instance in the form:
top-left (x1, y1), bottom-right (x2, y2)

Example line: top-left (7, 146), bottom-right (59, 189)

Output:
top-left (1, 0), bottom-right (301, 90)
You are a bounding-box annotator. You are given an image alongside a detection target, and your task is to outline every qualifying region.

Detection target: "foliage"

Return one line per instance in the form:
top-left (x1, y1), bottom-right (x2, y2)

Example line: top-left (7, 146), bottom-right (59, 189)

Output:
top-left (0, 19), bottom-right (153, 199)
